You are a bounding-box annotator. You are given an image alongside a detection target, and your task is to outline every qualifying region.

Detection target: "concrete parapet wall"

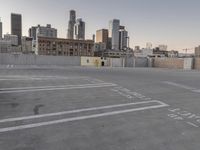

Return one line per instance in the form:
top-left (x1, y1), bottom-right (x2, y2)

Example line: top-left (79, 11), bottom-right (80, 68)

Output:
top-left (125, 57), bottom-right (148, 68)
top-left (108, 58), bottom-right (124, 67)
top-left (153, 58), bottom-right (184, 69)
top-left (0, 53), bottom-right (80, 66)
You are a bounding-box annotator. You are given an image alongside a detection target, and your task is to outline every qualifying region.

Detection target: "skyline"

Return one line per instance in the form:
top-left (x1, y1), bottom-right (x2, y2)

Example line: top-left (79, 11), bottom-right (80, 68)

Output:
top-left (0, 0), bottom-right (200, 52)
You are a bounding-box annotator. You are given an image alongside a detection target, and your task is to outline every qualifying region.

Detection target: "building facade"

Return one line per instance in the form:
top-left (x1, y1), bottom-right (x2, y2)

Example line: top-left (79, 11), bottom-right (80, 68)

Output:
top-left (28, 26), bottom-right (38, 40)
top-left (74, 19), bottom-right (85, 40)
top-left (29, 24), bottom-right (57, 40)
top-left (119, 28), bottom-right (128, 50)
top-left (0, 18), bottom-right (2, 39)
top-left (36, 37), bottom-right (94, 56)
top-left (21, 36), bottom-right (33, 54)
top-left (0, 34), bottom-right (20, 53)
top-left (29, 24), bottom-right (57, 53)
top-left (67, 10), bottom-right (76, 39)
top-left (0, 40), bottom-right (11, 53)
top-left (134, 48), bottom-right (153, 58)
top-left (11, 13), bottom-right (22, 45)
top-left (158, 45), bottom-right (168, 51)
top-left (109, 19), bottom-right (120, 50)
top-left (96, 29), bottom-right (108, 49)
top-left (4, 34), bottom-right (18, 46)
top-left (94, 43), bottom-right (106, 53)
top-left (36, 24), bottom-right (57, 38)
top-left (195, 46), bottom-right (200, 57)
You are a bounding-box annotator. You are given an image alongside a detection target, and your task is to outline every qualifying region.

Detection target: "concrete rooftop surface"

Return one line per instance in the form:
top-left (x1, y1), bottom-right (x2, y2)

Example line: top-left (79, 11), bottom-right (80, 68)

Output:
top-left (0, 67), bottom-right (200, 150)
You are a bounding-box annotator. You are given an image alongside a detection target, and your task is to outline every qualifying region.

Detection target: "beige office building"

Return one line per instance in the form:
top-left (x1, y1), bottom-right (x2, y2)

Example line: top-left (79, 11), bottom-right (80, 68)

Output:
top-left (96, 29), bottom-right (108, 48)
top-left (195, 46), bottom-right (200, 57)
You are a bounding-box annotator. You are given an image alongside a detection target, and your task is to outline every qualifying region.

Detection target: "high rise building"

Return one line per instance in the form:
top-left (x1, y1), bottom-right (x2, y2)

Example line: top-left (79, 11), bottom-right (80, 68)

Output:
top-left (195, 46), bottom-right (200, 57)
top-left (119, 28), bottom-right (128, 50)
top-left (0, 18), bottom-right (2, 39)
top-left (29, 24), bottom-right (57, 40)
top-left (11, 13), bottom-right (22, 45)
top-left (158, 45), bottom-right (168, 51)
top-left (119, 26), bottom-right (125, 30)
top-left (146, 43), bottom-right (153, 49)
top-left (36, 24), bottom-right (57, 38)
top-left (29, 24), bottom-right (57, 53)
top-left (67, 10), bottom-right (76, 39)
top-left (96, 29), bottom-right (108, 48)
top-left (109, 19), bottom-right (120, 50)
top-left (92, 34), bottom-right (95, 42)
top-left (28, 26), bottom-right (38, 40)
top-left (74, 18), bottom-right (85, 40)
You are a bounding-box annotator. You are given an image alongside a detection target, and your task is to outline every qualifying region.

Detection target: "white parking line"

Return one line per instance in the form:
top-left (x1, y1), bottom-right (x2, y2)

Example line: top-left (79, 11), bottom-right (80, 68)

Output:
top-left (0, 76), bottom-right (90, 81)
top-left (0, 101), bottom-right (169, 133)
top-left (0, 83), bottom-right (117, 94)
top-left (0, 100), bottom-right (166, 123)
top-left (0, 83), bottom-right (113, 91)
top-left (163, 81), bottom-right (197, 90)
top-left (163, 81), bottom-right (200, 93)
top-left (187, 122), bottom-right (199, 128)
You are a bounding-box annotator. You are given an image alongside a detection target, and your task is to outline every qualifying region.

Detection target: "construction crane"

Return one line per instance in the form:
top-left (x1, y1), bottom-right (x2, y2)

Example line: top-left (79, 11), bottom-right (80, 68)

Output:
top-left (182, 48), bottom-right (194, 56)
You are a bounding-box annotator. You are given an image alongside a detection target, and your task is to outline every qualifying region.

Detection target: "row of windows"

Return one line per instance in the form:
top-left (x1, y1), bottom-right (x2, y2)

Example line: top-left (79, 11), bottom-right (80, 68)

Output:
top-left (39, 49), bottom-right (92, 53)
top-left (39, 44), bottom-right (93, 49)
top-left (39, 51), bottom-right (93, 56)
top-left (38, 40), bottom-right (93, 45)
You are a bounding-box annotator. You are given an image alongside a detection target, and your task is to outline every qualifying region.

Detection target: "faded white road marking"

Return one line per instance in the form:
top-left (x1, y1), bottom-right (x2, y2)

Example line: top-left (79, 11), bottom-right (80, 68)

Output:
top-left (0, 100), bottom-right (166, 123)
top-left (0, 101), bottom-right (168, 133)
top-left (0, 76), bottom-right (90, 81)
top-left (0, 83), bottom-right (116, 94)
top-left (186, 122), bottom-right (199, 128)
top-left (0, 83), bottom-right (112, 91)
top-left (111, 87), bottom-right (153, 101)
top-left (163, 81), bottom-right (197, 90)
top-left (167, 108), bottom-right (200, 128)
top-left (192, 89), bottom-right (200, 93)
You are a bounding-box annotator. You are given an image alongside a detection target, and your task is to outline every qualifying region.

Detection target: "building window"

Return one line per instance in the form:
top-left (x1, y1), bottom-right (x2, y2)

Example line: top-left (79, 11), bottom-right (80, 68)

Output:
top-left (70, 49), bottom-right (73, 56)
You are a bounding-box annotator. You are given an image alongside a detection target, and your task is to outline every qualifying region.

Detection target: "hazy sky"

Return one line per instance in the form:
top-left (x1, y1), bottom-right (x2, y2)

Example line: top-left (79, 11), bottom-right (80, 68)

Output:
top-left (0, 0), bottom-right (200, 51)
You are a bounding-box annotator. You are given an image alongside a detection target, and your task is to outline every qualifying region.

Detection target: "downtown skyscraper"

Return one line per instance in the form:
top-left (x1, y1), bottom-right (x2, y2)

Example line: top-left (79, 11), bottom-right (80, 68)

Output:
top-left (74, 18), bottom-right (85, 40)
top-left (109, 19), bottom-right (120, 50)
top-left (11, 13), bottom-right (22, 45)
top-left (67, 10), bottom-right (76, 39)
top-left (0, 18), bottom-right (2, 39)
top-left (119, 26), bottom-right (128, 50)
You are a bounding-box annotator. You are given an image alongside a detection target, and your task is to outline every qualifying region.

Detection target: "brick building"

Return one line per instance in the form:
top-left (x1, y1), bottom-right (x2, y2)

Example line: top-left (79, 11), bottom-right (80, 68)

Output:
top-left (36, 37), bottom-right (94, 56)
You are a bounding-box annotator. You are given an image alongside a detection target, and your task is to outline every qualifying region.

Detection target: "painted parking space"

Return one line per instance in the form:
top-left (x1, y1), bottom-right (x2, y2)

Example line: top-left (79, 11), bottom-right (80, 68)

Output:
top-left (0, 75), bottom-right (170, 133)
top-left (1, 68), bottom-right (200, 150)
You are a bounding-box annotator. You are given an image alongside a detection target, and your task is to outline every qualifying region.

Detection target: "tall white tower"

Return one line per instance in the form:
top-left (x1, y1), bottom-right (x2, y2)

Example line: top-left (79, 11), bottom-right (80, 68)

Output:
top-left (109, 19), bottom-right (120, 50)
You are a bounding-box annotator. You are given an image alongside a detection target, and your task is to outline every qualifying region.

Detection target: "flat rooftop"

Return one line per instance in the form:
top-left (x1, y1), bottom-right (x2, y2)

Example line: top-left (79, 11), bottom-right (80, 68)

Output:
top-left (0, 67), bottom-right (200, 150)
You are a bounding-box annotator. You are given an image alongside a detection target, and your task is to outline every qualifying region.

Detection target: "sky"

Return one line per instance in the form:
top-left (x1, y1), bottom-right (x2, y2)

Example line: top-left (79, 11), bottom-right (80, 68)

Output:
top-left (0, 0), bottom-right (200, 52)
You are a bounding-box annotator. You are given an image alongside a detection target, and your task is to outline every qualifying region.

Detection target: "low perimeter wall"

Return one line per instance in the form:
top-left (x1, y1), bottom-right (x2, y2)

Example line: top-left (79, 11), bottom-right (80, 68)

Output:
top-left (0, 53), bottom-right (81, 66)
top-left (153, 58), bottom-right (184, 69)
top-left (1, 53), bottom-right (199, 70)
